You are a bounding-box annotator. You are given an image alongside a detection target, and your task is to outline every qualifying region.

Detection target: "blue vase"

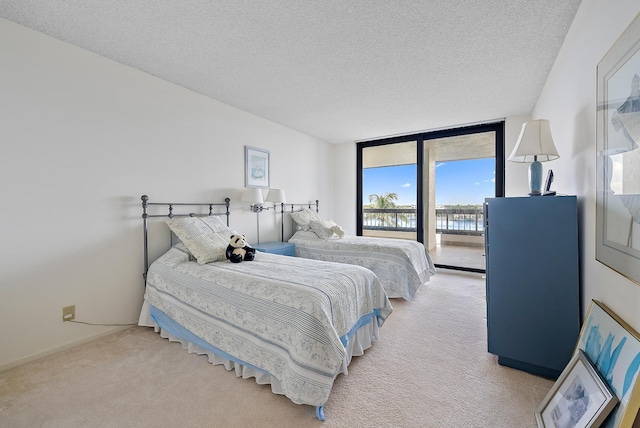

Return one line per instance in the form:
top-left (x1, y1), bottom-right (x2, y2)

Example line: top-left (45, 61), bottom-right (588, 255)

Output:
top-left (529, 161), bottom-right (542, 195)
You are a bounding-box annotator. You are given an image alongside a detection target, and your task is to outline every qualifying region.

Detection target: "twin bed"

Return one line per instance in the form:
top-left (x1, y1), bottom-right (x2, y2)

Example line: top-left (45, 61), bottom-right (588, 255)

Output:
top-left (285, 203), bottom-right (435, 301)
top-left (137, 195), bottom-right (434, 420)
top-left (289, 232), bottom-right (434, 301)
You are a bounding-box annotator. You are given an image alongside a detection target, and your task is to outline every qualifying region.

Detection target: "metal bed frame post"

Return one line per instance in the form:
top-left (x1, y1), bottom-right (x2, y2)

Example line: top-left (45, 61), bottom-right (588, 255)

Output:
top-left (279, 202), bottom-right (285, 242)
top-left (142, 195), bottom-right (150, 281)
top-left (280, 200), bottom-right (319, 242)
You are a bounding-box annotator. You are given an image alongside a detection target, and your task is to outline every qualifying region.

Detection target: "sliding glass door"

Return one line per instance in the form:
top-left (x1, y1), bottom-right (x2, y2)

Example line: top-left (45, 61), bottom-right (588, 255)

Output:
top-left (424, 129), bottom-right (501, 271)
top-left (357, 122), bottom-right (505, 273)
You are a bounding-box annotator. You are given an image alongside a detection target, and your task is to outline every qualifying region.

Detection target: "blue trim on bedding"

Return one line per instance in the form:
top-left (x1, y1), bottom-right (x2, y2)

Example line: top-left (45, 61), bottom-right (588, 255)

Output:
top-left (149, 304), bottom-right (379, 422)
top-left (315, 405), bottom-right (326, 421)
top-left (339, 309), bottom-right (386, 346)
top-left (149, 305), bottom-right (273, 377)
top-left (340, 313), bottom-right (373, 347)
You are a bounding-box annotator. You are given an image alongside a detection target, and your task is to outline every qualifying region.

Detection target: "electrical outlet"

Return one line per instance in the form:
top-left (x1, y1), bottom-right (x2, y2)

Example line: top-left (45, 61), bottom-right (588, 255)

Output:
top-left (62, 305), bottom-right (75, 322)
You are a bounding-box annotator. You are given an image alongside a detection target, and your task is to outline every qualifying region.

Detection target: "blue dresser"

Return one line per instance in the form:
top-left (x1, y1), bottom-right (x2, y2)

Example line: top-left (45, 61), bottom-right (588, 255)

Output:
top-left (253, 241), bottom-right (296, 256)
top-left (484, 196), bottom-right (579, 379)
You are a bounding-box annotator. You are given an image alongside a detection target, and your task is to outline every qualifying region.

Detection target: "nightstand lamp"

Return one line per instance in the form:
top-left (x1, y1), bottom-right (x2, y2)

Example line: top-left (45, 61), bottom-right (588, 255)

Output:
top-left (241, 188), bottom-right (287, 244)
top-left (508, 119), bottom-right (559, 196)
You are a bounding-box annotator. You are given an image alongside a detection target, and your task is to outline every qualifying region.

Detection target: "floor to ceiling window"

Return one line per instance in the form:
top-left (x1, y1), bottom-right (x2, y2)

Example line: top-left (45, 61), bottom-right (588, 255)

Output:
top-left (361, 140), bottom-right (419, 241)
top-left (357, 122), bottom-right (505, 273)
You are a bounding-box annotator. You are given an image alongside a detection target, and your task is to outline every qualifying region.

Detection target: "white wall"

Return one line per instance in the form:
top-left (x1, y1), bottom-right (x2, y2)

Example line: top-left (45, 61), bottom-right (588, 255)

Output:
top-left (332, 142), bottom-right (357, 234)
top-left (0, 18), bottom-right (335, 370)
top-left (533, 0), bottom-right (640, 332)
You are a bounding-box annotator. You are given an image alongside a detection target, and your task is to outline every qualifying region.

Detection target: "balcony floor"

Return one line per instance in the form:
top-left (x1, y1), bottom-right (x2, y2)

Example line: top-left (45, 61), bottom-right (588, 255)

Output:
top-left (429, 243), bottom-right (486, 271)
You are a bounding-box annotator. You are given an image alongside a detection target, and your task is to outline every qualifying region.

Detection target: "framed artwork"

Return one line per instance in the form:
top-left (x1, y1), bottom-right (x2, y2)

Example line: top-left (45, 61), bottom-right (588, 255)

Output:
top-left (596, 12), bottom-right (640, 285)
top-left (245, 146), bottom-right (270, 188)
top-left (536, 349), bottom-right (618, 428)
top-left (574, 300), bottom-right (640, 428)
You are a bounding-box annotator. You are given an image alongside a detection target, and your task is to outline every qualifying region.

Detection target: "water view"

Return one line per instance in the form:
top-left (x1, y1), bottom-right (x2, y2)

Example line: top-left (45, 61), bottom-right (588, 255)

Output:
top-left (363, 158), bottom-right (493, 235)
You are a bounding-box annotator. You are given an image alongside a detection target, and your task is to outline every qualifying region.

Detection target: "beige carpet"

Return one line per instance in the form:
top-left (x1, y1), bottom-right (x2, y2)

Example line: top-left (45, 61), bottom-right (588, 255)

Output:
top-left (0, 270), bottom-right (553, 427)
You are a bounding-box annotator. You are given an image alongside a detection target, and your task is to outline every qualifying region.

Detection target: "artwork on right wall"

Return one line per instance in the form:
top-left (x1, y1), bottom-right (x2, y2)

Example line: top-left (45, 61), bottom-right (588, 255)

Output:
top-left (574, 300), bottom-right (640, 428)
top-left (596, 12), bottom-right (640, 286)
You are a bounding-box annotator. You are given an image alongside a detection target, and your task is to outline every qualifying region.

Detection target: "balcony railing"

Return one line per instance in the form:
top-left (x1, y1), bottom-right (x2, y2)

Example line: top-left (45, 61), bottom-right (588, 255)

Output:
top-left (363, 207), bottom-right (484, 236)
top-left (435, 207), bottom-right (484, 236)
top-left (363, 208), bottom-right (417, 231)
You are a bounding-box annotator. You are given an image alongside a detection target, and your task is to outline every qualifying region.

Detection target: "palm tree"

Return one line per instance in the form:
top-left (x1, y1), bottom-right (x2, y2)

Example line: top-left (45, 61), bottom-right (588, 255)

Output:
top-left (368, 192), bottom-right (399, 226)
top-left (369, 192), bottom-right (398, 208)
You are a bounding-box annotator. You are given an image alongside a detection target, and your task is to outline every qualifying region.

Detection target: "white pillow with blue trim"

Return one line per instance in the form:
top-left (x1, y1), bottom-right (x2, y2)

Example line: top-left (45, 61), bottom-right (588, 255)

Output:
top-left (166, 215), bottom-right (232, 264)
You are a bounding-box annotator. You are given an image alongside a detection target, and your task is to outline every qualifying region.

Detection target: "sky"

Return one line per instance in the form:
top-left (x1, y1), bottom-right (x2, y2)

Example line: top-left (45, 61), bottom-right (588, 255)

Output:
top-left (363, 158), bottom-right (495, 206)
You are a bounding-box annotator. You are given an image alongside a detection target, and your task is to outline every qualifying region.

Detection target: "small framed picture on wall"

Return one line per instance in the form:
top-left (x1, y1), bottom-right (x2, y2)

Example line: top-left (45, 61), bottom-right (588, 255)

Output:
top-left (245, 146), bottom-right (270, 188)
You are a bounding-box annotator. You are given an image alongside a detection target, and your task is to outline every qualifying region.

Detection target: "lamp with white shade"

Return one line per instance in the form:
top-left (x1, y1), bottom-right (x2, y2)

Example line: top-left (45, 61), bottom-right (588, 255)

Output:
top-left (242, 188), bottom-right (288, 243)
top-left (508, 119), bottom-right (559, 196)
top-left (241, 188), bottom-right (264, 212)
top-left (266, 188), bottom-right (286, 205)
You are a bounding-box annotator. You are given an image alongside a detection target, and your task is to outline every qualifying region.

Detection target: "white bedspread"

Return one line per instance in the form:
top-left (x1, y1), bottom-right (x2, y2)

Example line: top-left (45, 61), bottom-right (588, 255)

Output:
top-left (289, 232), bottom-right (436, 301)
top-left (140, 244), bottom-right (392, 407)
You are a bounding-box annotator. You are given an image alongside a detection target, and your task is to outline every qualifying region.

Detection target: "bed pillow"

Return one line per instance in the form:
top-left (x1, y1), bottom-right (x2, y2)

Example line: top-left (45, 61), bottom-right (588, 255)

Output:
top-left (166, 215), bottom-right (232, 264)
top-left (330, 222), bottom-right (347, 238)
top-left (290, 208), bottom-right (322, 231)
top-left (309, 220), bottom-right (337, 239)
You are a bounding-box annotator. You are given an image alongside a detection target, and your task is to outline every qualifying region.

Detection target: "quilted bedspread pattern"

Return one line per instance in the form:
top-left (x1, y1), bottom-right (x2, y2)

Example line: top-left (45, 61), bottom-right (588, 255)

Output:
top-left (289, 232), bottom-right (436, 300)
top-left (143, 245), bottom-right (392, 406)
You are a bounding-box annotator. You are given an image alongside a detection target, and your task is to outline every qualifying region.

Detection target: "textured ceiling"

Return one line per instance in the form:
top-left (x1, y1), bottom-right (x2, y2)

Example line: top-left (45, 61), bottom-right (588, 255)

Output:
top-left (0, 1), bottom-right (582, 144)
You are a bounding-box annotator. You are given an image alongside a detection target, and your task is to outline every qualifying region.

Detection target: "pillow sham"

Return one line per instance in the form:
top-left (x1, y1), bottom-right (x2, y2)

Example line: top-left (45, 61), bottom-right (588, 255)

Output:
top-left (330, 222), bottom-right (347, 238)
top-left (173, 242), bottom-right (197, 262)
top-left (309, 219), bottom-right (335, 240)
top-left (166, 215), bottom-right (232, 264)
top-left (309, 219), bottom-right (346, 240)
top-left (290, 208), bottom-right (322, 231)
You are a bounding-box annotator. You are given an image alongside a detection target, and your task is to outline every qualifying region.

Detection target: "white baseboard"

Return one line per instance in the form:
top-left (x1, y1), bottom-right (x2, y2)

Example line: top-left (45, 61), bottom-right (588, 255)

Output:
top-left (0, 326), bottom-right (132, 373)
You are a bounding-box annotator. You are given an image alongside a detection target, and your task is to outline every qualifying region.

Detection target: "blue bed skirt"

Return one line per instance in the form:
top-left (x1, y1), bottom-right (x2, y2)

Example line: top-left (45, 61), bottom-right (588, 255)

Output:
top-left (146, 305), bottom-right (381, 421)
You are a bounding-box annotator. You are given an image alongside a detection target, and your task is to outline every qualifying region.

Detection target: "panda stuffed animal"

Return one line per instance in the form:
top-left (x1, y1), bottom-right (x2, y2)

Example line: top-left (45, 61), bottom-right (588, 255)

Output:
top-left (226, 234), bottom-right (256, 263)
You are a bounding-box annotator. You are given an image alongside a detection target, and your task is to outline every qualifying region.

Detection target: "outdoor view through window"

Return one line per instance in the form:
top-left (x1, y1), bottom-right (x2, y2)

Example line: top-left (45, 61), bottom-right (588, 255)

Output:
top-left (361, 129), bottom-right (499, 271)
top-left (364, 159), bottom-right (494, 206)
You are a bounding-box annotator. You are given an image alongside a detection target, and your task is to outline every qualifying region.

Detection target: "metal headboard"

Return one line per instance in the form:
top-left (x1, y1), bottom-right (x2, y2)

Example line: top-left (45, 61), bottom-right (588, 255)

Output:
top-left (279, 200), bottom-right (319, 242)
top-left (141, 195), bottom-right (230, 281)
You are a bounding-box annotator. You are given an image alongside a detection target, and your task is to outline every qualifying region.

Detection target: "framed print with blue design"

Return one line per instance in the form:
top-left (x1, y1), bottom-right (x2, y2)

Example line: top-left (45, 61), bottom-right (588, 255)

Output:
top-left (245, 146), bottom-right (270, 188)
top-left (575, 300), bottom-right (640, 427)
top-left (596, 12), bottom-right (640, 285)
top-left (536, 349), bottom-right (617, 428)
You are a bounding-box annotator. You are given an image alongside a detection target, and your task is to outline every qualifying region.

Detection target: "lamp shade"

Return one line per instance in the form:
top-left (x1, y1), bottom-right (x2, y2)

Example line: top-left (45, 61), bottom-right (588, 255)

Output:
top-left (508, 119), bottom-right (559, 163)
top-left (266, 188), bottom-right (286, 203)
top-left (241, 188), bottom-right (264, 204)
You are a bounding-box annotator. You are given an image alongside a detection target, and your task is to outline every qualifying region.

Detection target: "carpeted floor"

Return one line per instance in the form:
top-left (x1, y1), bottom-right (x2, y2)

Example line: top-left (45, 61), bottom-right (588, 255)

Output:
top-left (0, 270), bottom-right (553, 427)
